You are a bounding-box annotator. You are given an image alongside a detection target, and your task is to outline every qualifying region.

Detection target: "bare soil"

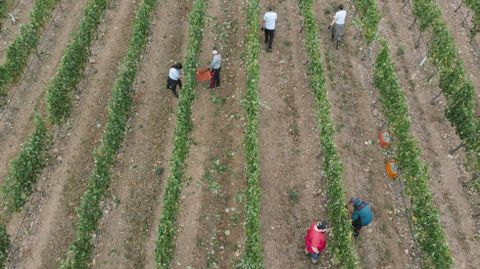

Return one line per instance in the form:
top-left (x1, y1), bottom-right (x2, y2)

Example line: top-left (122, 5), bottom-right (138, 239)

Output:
top-left (257, 0), bottom-right (331, 268)
top-left (169, 0), bottom-right (247, 268)
top-left (0, 0), bottom-right (88, 186)
top-left (378, 1), bottom-right (480, 267)
top-left (0, 0), bottom-right (35, 59)
top-left (90, 1), bottom-right (191, 268)
top-left (5, 0), bottom-right (137, 267)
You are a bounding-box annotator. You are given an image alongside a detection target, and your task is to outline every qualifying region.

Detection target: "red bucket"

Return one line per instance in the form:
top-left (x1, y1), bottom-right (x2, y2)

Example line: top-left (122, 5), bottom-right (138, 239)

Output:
top-left (379, 130), bottom-right (392, 149)
top-left (196, 68), bottom-right (212, 81)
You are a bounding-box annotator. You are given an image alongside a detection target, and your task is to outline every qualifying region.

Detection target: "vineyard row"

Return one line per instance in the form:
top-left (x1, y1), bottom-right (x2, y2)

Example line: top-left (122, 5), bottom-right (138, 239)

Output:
top-left (412, 0), bottom-right (480, 175)
top-left (352, 0), bottom-right (453, 266)
top-left (60, 0), bottom-right (158, 267)
top-left (299, 0), bottom-right (360, 267)
top-left (374, 41), bottom-right (453, 267)
top-left (242, 0), bottom-right (263, 268)
top-left (0, 0), bottom-right (60, 98)
top-left (46, 0), bottom-right (109, 124)
top-left (153, 0), bottom-right (206, 268)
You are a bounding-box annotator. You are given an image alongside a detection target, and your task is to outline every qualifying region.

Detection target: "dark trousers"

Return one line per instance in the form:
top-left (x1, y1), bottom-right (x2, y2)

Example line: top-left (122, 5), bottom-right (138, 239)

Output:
top-left (352, 218), bottom-right (363, 236)
top-left (167, 77), bottom-right (182, 97)
top-left (264, 29), bottom-right (275, 49)
top-left (210, 68), bottom-right (220, 88)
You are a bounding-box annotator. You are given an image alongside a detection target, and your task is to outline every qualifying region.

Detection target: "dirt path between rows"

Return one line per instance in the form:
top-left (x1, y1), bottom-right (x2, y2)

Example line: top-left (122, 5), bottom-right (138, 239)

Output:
top-left (256, 0), bottom-right (333, 268)
top-left (5, 0), bottom-right (137, 267)
top-left (312, 0), bottom-right (418, 267)
top-left (433, 0), bottom-right (480, 108)
top-left (170, 0), bottom-right (247, 268)
top-left (90, 1), bottom-right (191, 268)
top-left (0, 0), bottom-right (35, 58)
top-left (379, 1), bottom-right (480, 267)
top-left (0, 0), bottom-right (88, 185)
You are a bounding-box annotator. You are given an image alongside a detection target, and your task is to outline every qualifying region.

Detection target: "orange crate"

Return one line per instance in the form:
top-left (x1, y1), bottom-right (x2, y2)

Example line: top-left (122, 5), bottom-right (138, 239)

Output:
top-left (386, 159), bottom-right (398, 179)
top-left (196, 68), bottom-right (212, 81)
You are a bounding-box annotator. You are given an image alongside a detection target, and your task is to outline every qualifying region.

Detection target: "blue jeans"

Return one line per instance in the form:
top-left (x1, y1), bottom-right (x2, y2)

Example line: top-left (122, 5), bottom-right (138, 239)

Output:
top-left (309, 252), bottom-right (320, 261)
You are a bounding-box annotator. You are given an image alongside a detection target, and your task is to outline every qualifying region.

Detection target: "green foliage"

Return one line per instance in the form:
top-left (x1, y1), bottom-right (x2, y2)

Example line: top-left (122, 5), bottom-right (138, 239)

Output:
top-left (46, 0), bottom-right (109, 124)
top-left (464, 0), bottom-right (480, 36)
top-left (374, 41), bottom-right (453, 268)
top-left (352, 0), bottom-right (380, 44)
top-left (60, 0), bottom-right (158, 267)
top-left (154, 0), bottom-right (206, 268)
top-left (0, 224), bottom-right (10, 267)
top-left (411, 0), bottom-right (480, 179)
top-left (0, 0), bottom-right (59, 97)
top-left (299, 0), bottom-right (360, 267)
top-left (0, 0), bottom-right (13, 28)
top-left (1, 114), bottom-right (50, 214)
top-left (240, 0), bottom-right (263, 268)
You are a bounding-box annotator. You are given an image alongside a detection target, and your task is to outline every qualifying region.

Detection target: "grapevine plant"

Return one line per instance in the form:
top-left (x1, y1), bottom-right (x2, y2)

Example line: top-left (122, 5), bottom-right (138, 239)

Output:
top-left (411, 0), bottom-right (480, 173)
top-left (352, 0), bottom-right (380, 44)
top-left (153, 0), bottom-right (206, 268)
top-left (46, 0), bottom-right (109, 124)
top-left (374, 41), bottom-right (453, 268)
top-left (299, 0), bottom-right (360, 267)
top-left (0, 114), bottom-right (48, 267)
top-left (241, 0), bottom-right (263, 268)
top-left (464, 0), bottom-right (480, 37)
top-left (0, 114), bottom-right (50, 214)
top-left (0, 0), bottom-right (60, 97)
top-left (60, 0), bottom-right (158, 267)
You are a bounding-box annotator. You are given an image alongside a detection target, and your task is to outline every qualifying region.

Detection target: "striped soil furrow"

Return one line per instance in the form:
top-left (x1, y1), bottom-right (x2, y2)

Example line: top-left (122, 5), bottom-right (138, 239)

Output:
top-left (311, 0), bottom-right (417, 267)
top-left (379, 0), bottom-right (480, 267)
top-left (0, 0), bottom-right (88, 186)
top-left (257, 0), bottom-right (329, 267)
top-left (433, 0), bottom-right (480, 109)
top-left (5, 0), bottom-right (138, 267)
top-left (0, 0), bottom-right (35, 58)
top-left (169, 0), bottom-right (247, 268)
top-left (90, 1), bottom-right (191, 268)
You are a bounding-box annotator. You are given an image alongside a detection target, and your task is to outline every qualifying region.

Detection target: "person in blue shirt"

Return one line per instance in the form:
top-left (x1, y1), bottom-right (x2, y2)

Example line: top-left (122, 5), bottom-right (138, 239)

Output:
top-left (349, 197), bottom-right (373, 237)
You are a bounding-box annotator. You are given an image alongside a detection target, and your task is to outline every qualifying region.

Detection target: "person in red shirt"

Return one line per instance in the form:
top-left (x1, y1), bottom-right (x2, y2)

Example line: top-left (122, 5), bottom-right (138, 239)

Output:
top-left (304, 220), bottom-right (328, 264)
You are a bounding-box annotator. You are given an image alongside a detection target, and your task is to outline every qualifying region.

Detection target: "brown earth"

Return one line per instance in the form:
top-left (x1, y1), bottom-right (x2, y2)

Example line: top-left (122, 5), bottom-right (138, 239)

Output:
top-left (378, 0), bottom-right (480, 268)
top-left (433, 0), bottom-right (480, 109)
top-left (169, 0), bottom-right (247, 268)
top-left (90, 0), bottom-right (191, 268)
top-left (312, 0), bottom-right (418, 268)
top-left (0, 0), bottom-right (88, 186)
top-left (0, 0), bottom-right (35, 58)
top-left (5, 0), bottom-right (138, 267)
top-left (257, 0), bottom-right (332, 268)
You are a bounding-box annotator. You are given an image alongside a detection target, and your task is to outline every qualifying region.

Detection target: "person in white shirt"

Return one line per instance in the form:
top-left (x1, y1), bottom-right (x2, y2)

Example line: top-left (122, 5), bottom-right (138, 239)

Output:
top-left (208, 48), bottom-right (221, 89)
top-left (262, 6), bottom-right (277, 51)
top-left (329, 4), bottom-right (347, 49)
top-left (166, 63), bottom-right (182, 98)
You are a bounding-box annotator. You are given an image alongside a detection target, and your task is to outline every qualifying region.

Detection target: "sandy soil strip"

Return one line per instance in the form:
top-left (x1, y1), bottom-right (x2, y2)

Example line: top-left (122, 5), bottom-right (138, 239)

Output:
top-left (5, 0), bottom-right (138, 268)
top-left (90, 1), bottom-right (191, 268)
top-left (0, 0), bottom-right (88, 185)
top-left (0, 0), bottom-right (36, 58)
top-left (170, 0), bottom-right (248, 268)
top-left (311, 0), bottom-right (418, 267)
top-left (379, 1), bottom-right (480, 267)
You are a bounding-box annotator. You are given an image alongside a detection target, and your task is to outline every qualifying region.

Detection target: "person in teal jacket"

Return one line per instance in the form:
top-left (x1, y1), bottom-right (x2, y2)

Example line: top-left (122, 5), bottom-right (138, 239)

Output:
top-left (349, 197), bottom-right (373, 237)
